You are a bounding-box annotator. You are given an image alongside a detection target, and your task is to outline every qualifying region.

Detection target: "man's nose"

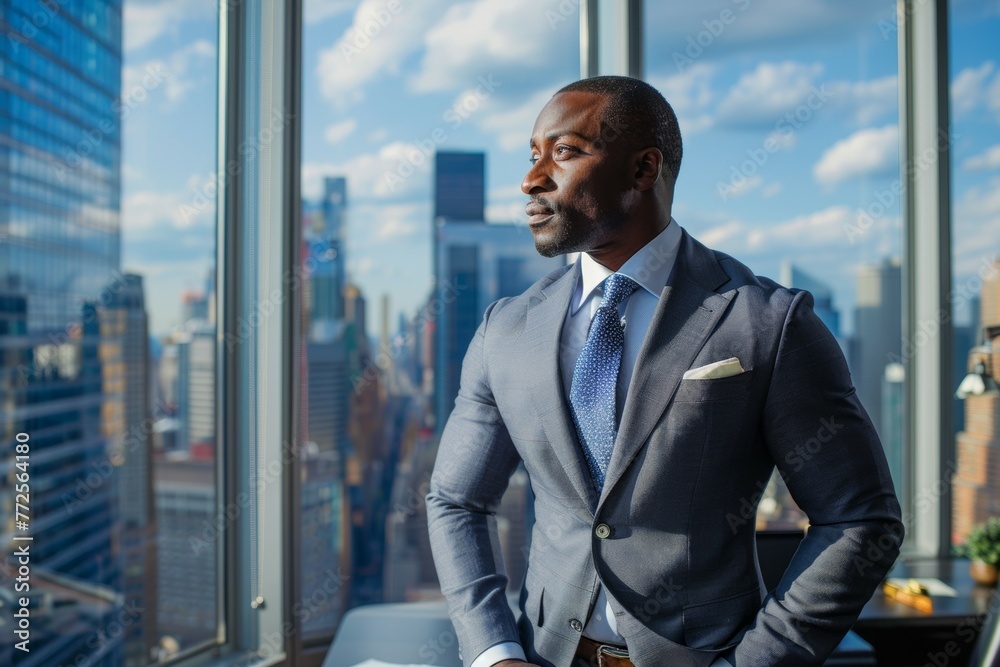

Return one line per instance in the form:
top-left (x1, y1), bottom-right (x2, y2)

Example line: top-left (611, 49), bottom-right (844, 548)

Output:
top-left (521, 159), bottom-right (554, 195)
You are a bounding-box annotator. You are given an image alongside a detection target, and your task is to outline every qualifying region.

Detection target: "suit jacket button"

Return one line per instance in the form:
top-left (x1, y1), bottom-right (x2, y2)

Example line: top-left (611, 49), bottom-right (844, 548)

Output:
top-left (595, 523), bottom-right (611, 539)
top-left (569, 618), bottom-right (583, 632)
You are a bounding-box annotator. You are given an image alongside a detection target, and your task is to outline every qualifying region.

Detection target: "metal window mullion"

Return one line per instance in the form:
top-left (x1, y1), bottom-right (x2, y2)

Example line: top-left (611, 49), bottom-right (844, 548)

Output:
top-left (221, 0), bottom-right (293, 661)
top-left (899, 0), bottom-right (953, 558)
top-left (580, 0), bottom-right (642, 79)
top-left (217, 0), bottom-right (243, 653)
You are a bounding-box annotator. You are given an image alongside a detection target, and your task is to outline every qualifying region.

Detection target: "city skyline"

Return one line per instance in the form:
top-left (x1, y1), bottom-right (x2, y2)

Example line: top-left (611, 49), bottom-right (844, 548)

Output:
top-left (118, 0), bottom-right (1000, 339)
top-left (2, 0), bottom-right (999, 664)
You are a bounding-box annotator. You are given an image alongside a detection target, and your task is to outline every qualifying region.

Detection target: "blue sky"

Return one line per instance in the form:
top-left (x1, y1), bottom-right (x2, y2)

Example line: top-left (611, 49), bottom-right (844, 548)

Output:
top-left (119, 0), bottom-right (1000, 337)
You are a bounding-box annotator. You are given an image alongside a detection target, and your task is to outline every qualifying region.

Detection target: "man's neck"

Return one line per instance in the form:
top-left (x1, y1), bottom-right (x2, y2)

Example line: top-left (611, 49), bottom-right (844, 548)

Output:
top-left (587, 216), bottom-right (671, 272)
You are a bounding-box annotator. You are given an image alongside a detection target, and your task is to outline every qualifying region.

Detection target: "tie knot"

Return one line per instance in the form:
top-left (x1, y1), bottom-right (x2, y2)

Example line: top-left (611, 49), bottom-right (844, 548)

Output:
top-left (600, 273), bottom-right (639, 309)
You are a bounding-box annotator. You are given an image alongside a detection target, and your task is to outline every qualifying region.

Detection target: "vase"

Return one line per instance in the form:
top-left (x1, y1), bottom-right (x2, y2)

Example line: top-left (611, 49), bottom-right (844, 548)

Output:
top-left (970, 559), bottom-right (999, 586)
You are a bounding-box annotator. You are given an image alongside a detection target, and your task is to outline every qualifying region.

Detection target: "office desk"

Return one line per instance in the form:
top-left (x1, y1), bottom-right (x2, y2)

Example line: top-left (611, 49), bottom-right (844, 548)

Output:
top-left (854, 557), bottom-right (997, 666)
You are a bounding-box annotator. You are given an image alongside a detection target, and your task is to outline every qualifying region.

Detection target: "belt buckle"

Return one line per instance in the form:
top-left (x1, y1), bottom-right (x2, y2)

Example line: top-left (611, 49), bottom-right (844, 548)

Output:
top-left (597, 644), bottom-right (630, 667)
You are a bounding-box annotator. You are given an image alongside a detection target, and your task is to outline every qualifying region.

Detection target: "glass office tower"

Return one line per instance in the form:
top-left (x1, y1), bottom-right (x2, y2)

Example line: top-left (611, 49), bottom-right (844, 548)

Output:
top-left (1, 1), bottom-right (126, 664)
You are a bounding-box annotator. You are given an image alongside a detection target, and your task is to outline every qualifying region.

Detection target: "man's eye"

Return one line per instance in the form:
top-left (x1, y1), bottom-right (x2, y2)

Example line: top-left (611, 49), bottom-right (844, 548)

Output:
top-left (555, 145), bottom-right (575, 156)
top-left (529, 155), bottom-right (539, 164)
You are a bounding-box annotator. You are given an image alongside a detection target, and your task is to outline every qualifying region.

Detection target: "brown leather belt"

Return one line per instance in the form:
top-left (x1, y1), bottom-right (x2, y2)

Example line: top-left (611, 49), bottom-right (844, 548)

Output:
top-left (574, 636), bottom-right (634, 667)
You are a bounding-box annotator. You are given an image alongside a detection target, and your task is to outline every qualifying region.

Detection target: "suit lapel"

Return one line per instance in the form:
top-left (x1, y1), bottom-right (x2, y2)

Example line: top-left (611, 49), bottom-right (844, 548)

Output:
top-left (599, 232), bottom-right (734, 506)
top-left (523, 261), bottom-right (599, 512)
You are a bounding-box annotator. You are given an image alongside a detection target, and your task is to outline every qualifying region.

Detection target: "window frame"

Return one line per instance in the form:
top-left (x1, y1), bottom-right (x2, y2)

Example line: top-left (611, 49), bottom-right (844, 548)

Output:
top-left (171, 3), bottom-right (957, 666)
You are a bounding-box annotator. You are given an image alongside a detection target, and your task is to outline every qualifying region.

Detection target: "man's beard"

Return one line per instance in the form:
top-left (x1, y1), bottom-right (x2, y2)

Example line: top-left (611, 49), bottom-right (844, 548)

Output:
top-left (532, 212), bottom-right (618, 258)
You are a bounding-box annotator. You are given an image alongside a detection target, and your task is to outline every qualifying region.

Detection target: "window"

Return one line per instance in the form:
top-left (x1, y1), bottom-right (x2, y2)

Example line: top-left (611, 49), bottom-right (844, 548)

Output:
top-left (643, 1), bottom-right (905, 532)
top-left (948, 1), bottom-right (1000, 548)
top-left (1, 3), bottom-right (979, 666)
top-left (0, 1), bottom-right (221, 664)
top-left (296, 0), bottom-right (579, 646)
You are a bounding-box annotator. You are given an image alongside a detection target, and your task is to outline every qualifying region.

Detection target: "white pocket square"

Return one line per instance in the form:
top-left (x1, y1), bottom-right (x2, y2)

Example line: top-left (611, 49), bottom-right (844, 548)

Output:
top-left (682, 357), bottom-right (744, 380)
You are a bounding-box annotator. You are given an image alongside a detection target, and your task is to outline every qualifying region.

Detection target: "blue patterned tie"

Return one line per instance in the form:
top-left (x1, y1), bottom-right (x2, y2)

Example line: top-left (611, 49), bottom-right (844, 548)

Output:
top-left (569, 273), bottom-right (640, 492)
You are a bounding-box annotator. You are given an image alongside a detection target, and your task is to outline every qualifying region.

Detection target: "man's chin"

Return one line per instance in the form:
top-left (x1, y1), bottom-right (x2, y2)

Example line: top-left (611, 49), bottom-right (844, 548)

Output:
top-left (531, 228), bottom-right (579, 258)
top-left (533, 241), bottom-right (565, 258)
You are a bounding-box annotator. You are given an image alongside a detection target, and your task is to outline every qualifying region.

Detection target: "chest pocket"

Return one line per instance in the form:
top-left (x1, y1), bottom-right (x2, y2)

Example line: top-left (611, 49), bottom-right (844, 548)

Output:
top-left (673, 368), bottom-right (754, 403)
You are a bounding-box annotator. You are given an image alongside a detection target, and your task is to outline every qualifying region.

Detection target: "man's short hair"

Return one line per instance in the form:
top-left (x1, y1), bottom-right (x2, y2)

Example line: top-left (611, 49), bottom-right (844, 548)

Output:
top-left (557, 75), bottom-right (682, 182)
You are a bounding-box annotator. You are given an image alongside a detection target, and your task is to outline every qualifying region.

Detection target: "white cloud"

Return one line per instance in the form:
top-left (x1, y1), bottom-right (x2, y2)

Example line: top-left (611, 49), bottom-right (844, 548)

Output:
top-left (957, 175), bottom-right (1000, 220)
top-left (485, 201), bottom-right (529, 227)
top-left (761, 182), bottom-right (783, 198)
top-left (718, 175), bottom-right (763, 200)
top-left (301, 141), bottom-right (431, 202)
top-left (486, 184), bottom-right (530, 226)
top-left (954, 175), bottom-right (1000, 278)
top-left (646, 1), bottom-right (888, 68)
top-left (369, 128), bottom-right (389, 143)
top-left (409, 0), bottom-right (576, 94)
top-left (122, 173), bottom-right (216, 233)
top-left (376, 211), bottom-right (419, 240)
top-left (747, 206), bottom-right (858, 251)
top-left (828, 75), bottom-right (898, 124)
top-left (712, 62), bottom-right (895, 130)
top-left (951, 61), bottom-right (998, 114)
top-left (716, 61), bottom-right (824, 127)
top-left (123, 0), bottom-right (212, 52)
top-left (316, 0), bottom-right (449, 105)
top-left (697, 206), bottom-right (884, 257)
top-left (813, 125), bottom-right (899, 186)
top-left (697, 220), bottom-right (745, 249)
top-left (648, 63), bottom-right (717, 134)
top-left (964, 145), bottom-right (1000, 172)
top-left (305, 0), bottom-right (354, 25)
top-left (164, 40), bottom-right (215, 103)
top-left (478, 87), bottom-right (558, 152)
top-left (991, 75), bottom-right (1000, 114)
top-left (766, 129), bottom-right (796, 150)
top-left (122, 40), bottom-right (214, 107)
top-left (325, 118), bottom-right (358, 144)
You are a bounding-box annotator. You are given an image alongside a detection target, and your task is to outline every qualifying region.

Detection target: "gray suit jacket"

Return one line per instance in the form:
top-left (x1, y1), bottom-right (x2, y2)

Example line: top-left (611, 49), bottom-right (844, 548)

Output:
top-left (426, 230), bottom-right (903, 667)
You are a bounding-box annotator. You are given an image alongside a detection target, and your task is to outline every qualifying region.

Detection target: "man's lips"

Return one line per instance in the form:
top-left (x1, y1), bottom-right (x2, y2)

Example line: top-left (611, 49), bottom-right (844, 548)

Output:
top-left (526, 203), bottom-right (555, 226)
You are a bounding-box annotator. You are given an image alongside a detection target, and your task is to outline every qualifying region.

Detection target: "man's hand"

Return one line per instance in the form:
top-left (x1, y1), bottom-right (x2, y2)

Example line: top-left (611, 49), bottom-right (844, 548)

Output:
top-left (492, 662), bottom-right (542, 667)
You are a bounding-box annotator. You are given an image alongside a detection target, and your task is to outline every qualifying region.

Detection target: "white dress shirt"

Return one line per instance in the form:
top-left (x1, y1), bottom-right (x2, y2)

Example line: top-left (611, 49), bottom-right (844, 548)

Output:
top-left (471, 221), bottom-right (731, 667)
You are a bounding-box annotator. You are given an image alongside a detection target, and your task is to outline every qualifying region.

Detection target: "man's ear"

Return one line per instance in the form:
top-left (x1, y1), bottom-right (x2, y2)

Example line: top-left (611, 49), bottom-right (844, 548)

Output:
top-left (632, 147), bottom-right (663, 191)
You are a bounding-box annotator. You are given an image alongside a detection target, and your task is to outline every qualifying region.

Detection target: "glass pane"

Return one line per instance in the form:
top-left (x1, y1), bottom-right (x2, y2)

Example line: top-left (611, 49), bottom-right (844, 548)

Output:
top-left (298, 0), bottom-right (579, 640)
top-left (0, 1), bottom-right (220, 664)
top-left (643, 2), bottom-right (903, 530)
top-left (948, 1), bottom-right (1000, 547)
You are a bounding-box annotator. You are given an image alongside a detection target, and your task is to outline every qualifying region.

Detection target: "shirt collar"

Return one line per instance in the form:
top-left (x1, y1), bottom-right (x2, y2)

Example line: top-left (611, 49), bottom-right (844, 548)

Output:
top-left (572, 218), bottom-right (683, 315)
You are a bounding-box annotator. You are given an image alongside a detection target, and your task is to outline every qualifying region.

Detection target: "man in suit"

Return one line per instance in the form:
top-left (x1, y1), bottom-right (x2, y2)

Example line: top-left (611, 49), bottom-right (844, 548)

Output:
top-left (426, 76), bottom-right (903, 667)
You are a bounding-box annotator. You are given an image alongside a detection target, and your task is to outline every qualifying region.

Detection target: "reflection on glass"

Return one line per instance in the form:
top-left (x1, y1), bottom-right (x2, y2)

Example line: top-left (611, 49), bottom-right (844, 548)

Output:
top-left (1, 0), bottom-right (218, 664)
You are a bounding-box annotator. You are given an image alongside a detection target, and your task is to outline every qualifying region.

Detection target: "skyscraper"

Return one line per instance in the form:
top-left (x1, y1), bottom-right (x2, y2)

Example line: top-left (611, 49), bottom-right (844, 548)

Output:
top-left (430, 151), bottom-right (560, 430)
top-left (1, 2), bottom-right (125, 663)
top-left (313, 176), bottom-right (348, 323)
top-left (101, 274), bottom-right (157, 666)
top-left (432, 220), bottom-right (561, 431)
top-left (881, 363), bottom-right (906, 504)
top-left (434, 152), bottom-right (485, 223)
top-left (779, 262), bottom-right (841, 338)
top-left (173, 319), bottom-right (215, 455)
top-left (981, 262), bottom-right (1000, 334)
top-left (854, 258), bottom-right (903, 437)
top-left (154, 455), bottom-right (217, 650)
top-left (952, 334), bottom-right (1000, 545)
top-left (953, 264), bottom-right (1000, 544)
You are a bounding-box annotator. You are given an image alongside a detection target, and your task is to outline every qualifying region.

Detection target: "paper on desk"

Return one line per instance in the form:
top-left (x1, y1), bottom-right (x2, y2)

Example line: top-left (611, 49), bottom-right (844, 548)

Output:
top-left (886, 577), bottom-right (958, 596)
top-left (349, 661), bottom-right (437, 667)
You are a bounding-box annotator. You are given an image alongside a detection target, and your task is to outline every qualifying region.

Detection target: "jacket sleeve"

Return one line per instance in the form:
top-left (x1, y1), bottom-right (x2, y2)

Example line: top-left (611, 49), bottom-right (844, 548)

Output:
top-left (732, 290), bottom-right (904, 666)
top-left (426, 300), bottom-right (524, 667)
